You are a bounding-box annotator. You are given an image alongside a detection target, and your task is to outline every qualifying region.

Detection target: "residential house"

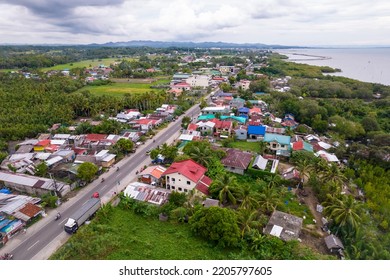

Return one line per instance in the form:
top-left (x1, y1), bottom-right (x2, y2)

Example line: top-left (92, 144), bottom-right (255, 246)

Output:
top-left (83, 134), bottom-right (107, 150)
top-left (264, 133), bottom-right (291, 152)
top-left (0, 171), bottom-right (70, 197)
top-left (95, 150), bottom-right (116, 167)
top-left (315, 150), bottom-right (340, 163)
top-left (210, 119), bottom-right (233, 138)
top-left (220, 115), bottom-right (247, 124)
top-left (185, 75), bottom-right (211, 88)
top-left (238, 107), bottom-right (250, 117)
top-left (197, 114), bottom-right (216, 121)
top-left (122, 131), bottom-right (141, 143)
top-left (263, 210), bottom-right (303, 241)
top-left (265, 126), bottom-right (286, 135)
top-left (162, 159), bottom-right (212, 195)
top-left (138, 165), bottom-right (167, 185)
top-left (292, 141), bottom-right (314, 153)
top-left (213, 90), bottom-right (232, 99)
top-left (179, 130), bottom-right (201, 142)
top-left (197, 121), bottom-right (215, 136)
top-left (201, 106), bottom-right (230, 115)
top-left (324, 234), bottom-right (345, 258)
top-left (202, 198), bottom-right (220, 208)
top-left (171, 82), bottom-right (191, 91)
top-left (229, 97), bottom-right (245, 109)
top-left (252, 155), bottom-right (269, 171)
top-left (33, 140), bottom-right (51, 152)
top-left (235, 79), bottom-right (251, 90)
top-left (124, 182), bottom-right (170, 206)
top-left (249, 107), bottom-right (262, 116)
top-left (248, 125), bottom-right (266, 141)
top-left (234, 125), bottom-right (248, 140)
top-left (221, 149), bottom-right (252, 175)
top-left (187, 123), bottom-right (198, 132)
top-left (281, 113), bottom-right (299, 130)
top-left (282, 167), bottom-right (301, 181)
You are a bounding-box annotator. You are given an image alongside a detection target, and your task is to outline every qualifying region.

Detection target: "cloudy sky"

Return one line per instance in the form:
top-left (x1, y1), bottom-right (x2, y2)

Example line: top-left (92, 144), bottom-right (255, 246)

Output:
top-left (1, 0), bottom-right (389, 46)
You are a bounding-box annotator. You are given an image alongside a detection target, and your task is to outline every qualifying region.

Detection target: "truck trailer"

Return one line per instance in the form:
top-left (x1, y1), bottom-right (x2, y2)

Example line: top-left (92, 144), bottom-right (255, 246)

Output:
top-left (64, 198), bottom-right (101, 234)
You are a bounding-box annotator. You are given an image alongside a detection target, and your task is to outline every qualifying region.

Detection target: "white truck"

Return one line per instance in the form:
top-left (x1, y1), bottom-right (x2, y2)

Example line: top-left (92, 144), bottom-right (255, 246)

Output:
top-left (64, 198), bottom-right (101, 234)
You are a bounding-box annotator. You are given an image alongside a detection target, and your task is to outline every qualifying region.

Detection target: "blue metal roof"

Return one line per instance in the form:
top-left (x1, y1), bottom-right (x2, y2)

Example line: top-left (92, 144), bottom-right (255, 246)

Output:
top-left (238, 107), bottom-right (250, 113)
top-left (248, 125), bottom-right (266, 135)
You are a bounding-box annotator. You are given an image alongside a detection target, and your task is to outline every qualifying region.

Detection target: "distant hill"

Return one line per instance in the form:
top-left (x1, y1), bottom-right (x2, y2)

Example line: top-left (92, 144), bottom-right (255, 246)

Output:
top-left (88, 40), bottom-right (299, 49)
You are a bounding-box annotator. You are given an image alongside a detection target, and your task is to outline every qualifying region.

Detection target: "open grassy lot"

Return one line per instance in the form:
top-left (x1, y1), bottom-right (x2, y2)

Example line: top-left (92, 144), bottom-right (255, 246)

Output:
top-left (51, 208), bottom-right (238, 260)
top-left (79, 78), bottom-right (170, 97)
top-left (228, 141), bottom-right (261, 153)
top-left (40, 58), bottom-right (126, 71)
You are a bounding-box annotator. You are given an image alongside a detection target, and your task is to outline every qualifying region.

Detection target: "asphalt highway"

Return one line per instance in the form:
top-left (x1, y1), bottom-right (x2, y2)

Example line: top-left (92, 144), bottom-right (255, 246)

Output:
top-left (0, 101), bottom-right (202, 260)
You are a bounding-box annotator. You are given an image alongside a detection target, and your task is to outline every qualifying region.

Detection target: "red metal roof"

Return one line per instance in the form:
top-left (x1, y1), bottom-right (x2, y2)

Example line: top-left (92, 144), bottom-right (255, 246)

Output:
top-left (85, 134), bottom-right (107, 141)
top-left (187, 123), bottom-right (198, 131)
top-left (195, 175), bottom-right (212, 196)
top-left (292, 141), bottom-right (303, 151)
top-left (162, 159), bottom-right (207, 183)
top-left (210, 119), bottom-right (232, 130)
top-left (35, 139), bottom-right (51, 147)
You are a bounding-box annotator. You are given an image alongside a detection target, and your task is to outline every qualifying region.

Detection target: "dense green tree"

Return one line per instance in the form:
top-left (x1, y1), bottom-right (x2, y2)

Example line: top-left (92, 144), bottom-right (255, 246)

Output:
top-left (77, 162), bottom-right (98, 183)
top-left (189, 206), bottom-right (240, 248)
top-left (111, 138), bottom-right (134, 155)
top-left (35, 162), bottom-right (48, 177)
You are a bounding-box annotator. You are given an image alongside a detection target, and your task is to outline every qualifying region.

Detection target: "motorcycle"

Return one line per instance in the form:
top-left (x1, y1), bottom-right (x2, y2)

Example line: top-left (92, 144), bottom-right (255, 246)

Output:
top-left (54, 213), bottom-right (61, 221)
top-left (0, 253), bottom-right (13, 260)
top-left (116, 166), bottom-right (120, 171)
top-left (101, 178), bottom-right (105, 183)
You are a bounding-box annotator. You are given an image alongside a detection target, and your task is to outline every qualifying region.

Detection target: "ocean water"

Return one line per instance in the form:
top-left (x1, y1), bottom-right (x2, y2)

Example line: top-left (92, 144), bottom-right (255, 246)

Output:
top-left (277, 48), bottom-right (390, 86)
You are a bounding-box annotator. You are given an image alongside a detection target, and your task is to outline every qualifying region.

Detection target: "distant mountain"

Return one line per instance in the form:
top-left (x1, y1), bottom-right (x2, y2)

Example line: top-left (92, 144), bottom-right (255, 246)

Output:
top-left (88, 40), bottom-right (299, 49)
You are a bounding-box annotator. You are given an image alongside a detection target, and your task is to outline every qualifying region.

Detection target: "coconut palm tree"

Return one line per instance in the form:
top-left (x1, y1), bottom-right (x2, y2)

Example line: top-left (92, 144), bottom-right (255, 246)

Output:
top-left (295, 158), bottom-right (314, 184)
top-left (258, 185), bottom-right (280, 215)
top-left (320, 163), bottom-right (347, 187)
top-left (324, 194), bottom-right (363, 235)
top-left (237, 208), bottom-right (262, 238)
top-left (238, 185), bottom-right (260, 210)
top-left (188, 145), bottom-right (213, 167)
top-left (209, 173), bottom-right (242, 205)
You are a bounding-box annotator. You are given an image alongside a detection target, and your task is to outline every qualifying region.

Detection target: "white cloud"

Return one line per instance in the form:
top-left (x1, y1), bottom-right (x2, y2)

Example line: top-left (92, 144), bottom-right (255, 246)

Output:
top-left (0, 0), bottom-right (389, 45)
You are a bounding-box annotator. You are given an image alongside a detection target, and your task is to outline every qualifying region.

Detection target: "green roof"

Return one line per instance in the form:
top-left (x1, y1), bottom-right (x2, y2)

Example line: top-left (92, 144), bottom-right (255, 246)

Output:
top-left (197, 114), bottom-right (215, 121)
top-left (264, 133), bottom-right (291, 146)
top-left (220, 115), bottom-right (246, 124)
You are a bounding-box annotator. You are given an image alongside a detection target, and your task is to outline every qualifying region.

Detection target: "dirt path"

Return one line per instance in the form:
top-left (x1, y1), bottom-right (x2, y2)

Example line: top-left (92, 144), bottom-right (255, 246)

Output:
top-left (298, 187), bottom-right (330, 255)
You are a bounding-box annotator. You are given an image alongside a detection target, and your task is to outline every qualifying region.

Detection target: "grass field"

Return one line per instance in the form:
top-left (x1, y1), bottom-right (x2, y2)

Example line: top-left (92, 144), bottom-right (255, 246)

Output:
top-left (51, 208), bottom-right (238, 260)
top-left (228, 141), bottom-right (261, 153)
top-left (40, 58), bottom-right (127, 71)
top-left (79, 78), bottom-right (170, 97)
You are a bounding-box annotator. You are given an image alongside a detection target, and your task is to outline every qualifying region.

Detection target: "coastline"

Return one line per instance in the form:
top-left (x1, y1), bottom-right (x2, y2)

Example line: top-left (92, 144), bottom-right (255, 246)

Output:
top-left (277, 48), bottom-right (390, 85)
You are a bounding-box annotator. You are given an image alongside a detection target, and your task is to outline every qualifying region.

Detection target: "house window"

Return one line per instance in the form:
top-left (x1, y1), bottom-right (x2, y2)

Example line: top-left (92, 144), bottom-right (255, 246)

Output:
top-left (183, 189), bottom-right (188, 192)
top-left (172, 178), bottom-right (175, 182)
top-left (280, 144), bottom-right (285, 148)
top-left (187, 181), bottom-right (191, 185)
top-left (272, 143), bottom-right (277, 148)
top-left (167, 176), bottom-right (170, 180)
top-left (167, 184), bottom-right (170, 189)
top-left (172, 186), bottom-right (175, 190)
top-left (178, 187), bottom-right (182, 191)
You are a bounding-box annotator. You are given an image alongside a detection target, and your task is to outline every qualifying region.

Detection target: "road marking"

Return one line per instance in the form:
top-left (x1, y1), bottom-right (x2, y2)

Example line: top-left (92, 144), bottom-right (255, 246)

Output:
top-left (115, 173), bottom-right (122, 178)
top-left (102, 184), bottom-right (109, 190)
top-left (27, 240), bottom-right (40, 251)
top-left (59, 218), bottom-right (67, 225)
